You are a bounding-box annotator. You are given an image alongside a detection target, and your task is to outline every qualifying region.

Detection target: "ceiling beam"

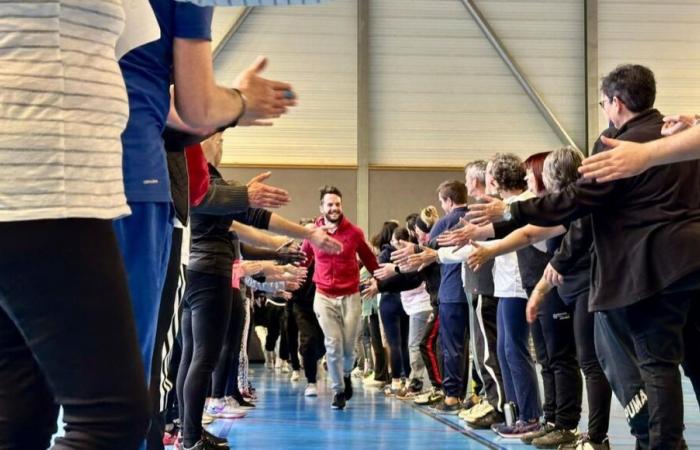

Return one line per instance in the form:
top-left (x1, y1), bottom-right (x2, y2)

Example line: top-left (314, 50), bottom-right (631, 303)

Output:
top-left (458, 0), bottom-right (579, 150)
top-left (212, 7), bottom-right (254, 61)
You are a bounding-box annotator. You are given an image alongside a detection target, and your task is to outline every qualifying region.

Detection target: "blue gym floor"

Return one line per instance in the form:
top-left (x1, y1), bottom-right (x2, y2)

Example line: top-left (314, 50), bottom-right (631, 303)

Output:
top-left (196, 365), bottom-right (700, 450)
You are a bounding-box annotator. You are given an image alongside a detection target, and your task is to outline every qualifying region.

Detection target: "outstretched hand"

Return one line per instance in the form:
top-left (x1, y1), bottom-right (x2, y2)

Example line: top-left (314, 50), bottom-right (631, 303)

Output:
top-left (309, 226), bottom-right (343, 254)
top-left (465, 196), bottom-right (506, 226)
top-left (234, 56), bottom-right (298, 126)
top-left (465, 241), bottom-right (491, 272)
top-left (247, 172), bottom-right (290, 208)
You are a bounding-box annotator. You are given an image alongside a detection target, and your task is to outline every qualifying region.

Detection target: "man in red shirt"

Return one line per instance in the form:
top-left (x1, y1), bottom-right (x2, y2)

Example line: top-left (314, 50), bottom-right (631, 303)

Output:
top-left (302, 186), bottom-right (379, 409)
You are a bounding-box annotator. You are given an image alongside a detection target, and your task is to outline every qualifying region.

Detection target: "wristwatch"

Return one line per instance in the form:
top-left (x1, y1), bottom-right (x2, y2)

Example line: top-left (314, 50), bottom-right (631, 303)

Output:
top-left (502, 202), bottom-right (513, 221)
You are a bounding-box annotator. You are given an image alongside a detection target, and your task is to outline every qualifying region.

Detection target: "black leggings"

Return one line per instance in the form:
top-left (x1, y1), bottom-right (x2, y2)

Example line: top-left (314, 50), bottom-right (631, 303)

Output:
top-left (176, 270), bottom-right (232, 448)
top-left (379, 293), bottom-right (410, 379)
top-left (572, 292), bottom-right (611, 443)
top-left (265, 302), bottom-right (286, 353)
top-left (211, 288), bottom-right (245, 400)
top-left (0, 219), bottom-right (148, 450)
top-left (282, 303), bottom-right (301, 370)
top-left (530, 288), bottom-right (582, 429)
top-left (293, 303), bottom-right (325, 383)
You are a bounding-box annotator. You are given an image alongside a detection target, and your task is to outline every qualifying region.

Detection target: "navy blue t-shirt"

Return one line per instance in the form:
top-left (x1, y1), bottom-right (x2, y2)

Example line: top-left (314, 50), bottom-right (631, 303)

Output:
top-left (119, 1), bottom-right (213, 202)
top-left (430, 206), bottom-right (469, 304)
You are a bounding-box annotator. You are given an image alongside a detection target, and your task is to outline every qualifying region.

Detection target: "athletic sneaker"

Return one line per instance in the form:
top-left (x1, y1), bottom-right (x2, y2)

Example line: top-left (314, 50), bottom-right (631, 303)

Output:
top-left (491, 421), bottom-right (507, 434)
top-left (521, 421), bottom-right (555, 444)
top-left (363, 376), bottom-right (386, 388)
top-left (558, 434), bottom-right (610, 450)
top-left (202, 429), bottom-right (229, 448)
top-left (497, 420), bottom-right (541, 439)
top-left (414, 387), bottom-right (444, 405)
top-left (462, 393), bottom-right (481, 410)
top-left (396, 386), bottom-right (419, 400)
top-left (431, 400), bottom-right (461, 415)
top-left (344, 375), bottom-right (353, 400)
top-left (304, 383), bottom-right (318, 397)
top-left (331, 392), bottom-right (346, 410)
top-left (182, 439), bottom-right (226, 450)
top-left (205, 398), bottom-right (245, 419)
top-left (466, 409), bottom-right (504, 430)
top-left (240, 387), bottom-right (257, 402)
top-left (281, 361), bottom-right (291, 373)
top-left (201, 412), bottom-right (215, 425)
top-left (460, 401), bottom-right (491, 421)
top-left (351, 366), bottom-right (363, 378)
top-left (227, 396), bottom-right (255, 410)
top-left (290, 370), bottom-right (301, 382)
top-left (531, 427), bottom-right (577, 448)
top-left (383, 384), bottom-right (400, 397)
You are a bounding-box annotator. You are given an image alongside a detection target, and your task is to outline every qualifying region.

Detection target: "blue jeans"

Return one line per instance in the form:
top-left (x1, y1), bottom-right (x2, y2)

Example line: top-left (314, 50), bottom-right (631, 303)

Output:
top-left (379, 293), bottom-right (410, 379)
top-left (497, 297), bottom-right (542, 421)
top-left (114, 202), bottom-right (174, 383)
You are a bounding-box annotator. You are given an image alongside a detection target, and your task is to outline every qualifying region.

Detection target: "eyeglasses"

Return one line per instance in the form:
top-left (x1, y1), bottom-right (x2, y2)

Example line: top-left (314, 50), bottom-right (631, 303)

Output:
top-left (599, 97), bottom-right (614, 109)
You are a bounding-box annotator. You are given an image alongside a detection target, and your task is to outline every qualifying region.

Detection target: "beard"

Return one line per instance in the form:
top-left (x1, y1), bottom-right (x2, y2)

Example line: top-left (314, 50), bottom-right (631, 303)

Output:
top-left (324, 211), bottom-right (343, 225)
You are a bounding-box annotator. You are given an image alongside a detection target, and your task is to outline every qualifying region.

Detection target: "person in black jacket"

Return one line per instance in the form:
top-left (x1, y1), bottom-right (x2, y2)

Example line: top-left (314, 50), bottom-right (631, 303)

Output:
top-left (472, 64), bottom-right (700, 450)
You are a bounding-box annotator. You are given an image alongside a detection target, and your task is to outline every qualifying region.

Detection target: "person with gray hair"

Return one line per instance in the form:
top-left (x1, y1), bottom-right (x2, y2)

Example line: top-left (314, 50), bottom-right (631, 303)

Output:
top-left (542, 146), bottom-right (585, 194)
top-left (464, 148), bottom-right (617, 449)
top-left (465, 160), bottom-right (488, 195)
top-left (480, 64), bottom-right (700, 449)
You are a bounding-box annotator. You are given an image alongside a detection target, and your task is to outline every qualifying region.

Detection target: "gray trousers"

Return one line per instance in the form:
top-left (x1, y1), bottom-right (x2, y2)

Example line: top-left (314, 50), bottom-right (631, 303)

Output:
top-left (314, 291), bottom-right (362, 394)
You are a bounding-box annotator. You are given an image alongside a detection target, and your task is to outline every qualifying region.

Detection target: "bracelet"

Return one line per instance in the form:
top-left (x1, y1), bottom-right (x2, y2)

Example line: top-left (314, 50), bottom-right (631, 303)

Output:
top-left (217, 88), bottom-right (247, 132)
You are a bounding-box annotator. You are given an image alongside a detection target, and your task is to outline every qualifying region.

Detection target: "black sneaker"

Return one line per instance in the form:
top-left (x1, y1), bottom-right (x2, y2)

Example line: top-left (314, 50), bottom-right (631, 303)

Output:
top-left (344, 376), bottom-right (353, 401)
top-left (408, 378), bottom-right (423, 392)
top-left (331, 392), bottom-right (346, 410)
top-left (233, 393), bottom-right (256, 408)
top-left (431, 400), bottom-right (461, 415)
top-left (202, 429), bottom-right (229, 448)
top-left (465, 409), bottom-right (505, 429)
top-left (183, 439), bottom-right (225, 450)
top-left (532, 427), bottom-right (577, 448)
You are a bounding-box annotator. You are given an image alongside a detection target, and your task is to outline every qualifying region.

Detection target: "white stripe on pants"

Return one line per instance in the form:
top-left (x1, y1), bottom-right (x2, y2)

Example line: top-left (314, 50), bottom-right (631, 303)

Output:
top-left (313, 291), bottom-right (362, 394)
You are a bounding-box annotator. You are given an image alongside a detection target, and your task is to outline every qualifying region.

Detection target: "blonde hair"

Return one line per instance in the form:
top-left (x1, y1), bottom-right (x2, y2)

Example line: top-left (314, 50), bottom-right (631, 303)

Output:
top-left (415, 205), bottom-right (439, 233)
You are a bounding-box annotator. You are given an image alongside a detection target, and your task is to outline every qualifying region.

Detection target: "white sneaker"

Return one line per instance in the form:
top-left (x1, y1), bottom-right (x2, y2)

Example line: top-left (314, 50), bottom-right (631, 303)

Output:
top-left (205, 397), bottom-right (246, 419)
top-left (351, 367), bottom-right (363, 378)
top-left (281, 361), bottom-right (291, 373)
top-left (291, 370), bottom-right (301, 382)
top-left (305, 383), bottom-right (318, 397)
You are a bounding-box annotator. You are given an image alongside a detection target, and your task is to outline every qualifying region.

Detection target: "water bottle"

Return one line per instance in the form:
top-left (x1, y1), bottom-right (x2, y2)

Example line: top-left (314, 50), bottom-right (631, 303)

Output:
top-left (504, 401), bottom-right (516, 426)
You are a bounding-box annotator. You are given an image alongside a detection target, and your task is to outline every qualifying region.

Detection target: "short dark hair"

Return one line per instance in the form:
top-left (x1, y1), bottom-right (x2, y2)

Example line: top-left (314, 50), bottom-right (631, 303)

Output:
top-left (319, 185), bottom-right (342, 202)
top-left (393, 227), bottom-right (415, 244)
top-left (600, 64), bottom-right (656, 113)
top-left (491, 153), bottom-right (527, 191)
top-left (437, 180), bottom-right (468, 204)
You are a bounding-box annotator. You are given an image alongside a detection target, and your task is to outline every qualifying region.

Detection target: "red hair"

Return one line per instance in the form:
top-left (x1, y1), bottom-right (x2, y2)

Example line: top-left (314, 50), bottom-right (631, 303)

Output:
top-left (524, 151), bottom-right (551, 194)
